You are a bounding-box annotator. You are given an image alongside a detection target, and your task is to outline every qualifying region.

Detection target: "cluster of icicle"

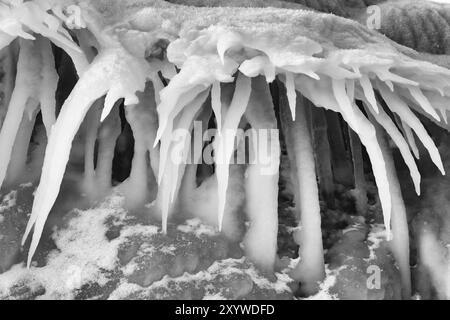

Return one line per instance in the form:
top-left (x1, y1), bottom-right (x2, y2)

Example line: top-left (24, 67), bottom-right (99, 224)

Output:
top-left (2, 0), bottom-right (450, 298)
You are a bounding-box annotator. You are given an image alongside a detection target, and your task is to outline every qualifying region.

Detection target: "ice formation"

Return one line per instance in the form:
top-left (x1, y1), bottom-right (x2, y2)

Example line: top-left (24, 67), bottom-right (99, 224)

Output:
top-left (1, 0), bottom-right (450, 299)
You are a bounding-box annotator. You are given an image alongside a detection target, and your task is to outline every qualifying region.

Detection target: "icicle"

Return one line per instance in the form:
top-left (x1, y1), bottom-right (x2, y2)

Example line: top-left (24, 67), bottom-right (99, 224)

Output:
top-left (398, 116), bottom-right (420, 159)
top-left (0, 40), bottom-right (40, 190)
top-left (157, 86), bottom-right (206, 185)
top-left (121, 83), bottom-right (159, 209)
top-left (348, 127), bottom-right (368, 216)
top-left (1, 42), bottom-right (17, 114)
top-left (378, 84), bottom-right (444, 175)
top-left (243, 76), bottom-right (280, 273)
top-left (285, 72), bottom-right (297, 120)
top-left (359, 76), bottom-right (379, 113)
top-left (372, 118), bottom-right (412, 299)
top-left (4, 106), bottom-right (38, 186)
top-left (84, 98), bottom-right (105, 181)
top-left (16, 2), bottom-right (81, 52)
top-left (332, 79), bottom-right (392, 238)
top-left (346, 79), bottom-right (355, 102)
top-left (325, 111), bottom-right (354, 186)
top-left (0, 32), bottom-right (19, 52)
top-left (408, 86), bottom-right (440, 122)
top-left (363, 101), bottom-right (421, 195)
top-left (280, 89), bottom-right (325, 295)
top-left (0, 1), bottom-right (88, 74)
top-left (159, 90), bottom-right (210, 229)
top-left (211, 81), bottom-right (222, 132)
top-left (215, 73), bottom-right (251, 231)
top-left (310, 106), bottom-right (335, 207)
top-left (439, 107), bottom-right (448, 124)
top-left (95, 104), bottom-right (121, 195)
top-left (22, 48), bottom-right (150, 266)
top-left (37, 37), bottom-right (58, 136)
top-left (148, 72), bottom-right (164, 105)
top-left (169, 90), bottom-right (210, 202)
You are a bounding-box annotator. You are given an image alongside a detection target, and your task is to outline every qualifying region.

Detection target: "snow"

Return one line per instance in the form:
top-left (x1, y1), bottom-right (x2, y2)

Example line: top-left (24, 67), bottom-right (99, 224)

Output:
top-left (0, 192), bottom-right (163, 299)
top-left (366, 224), bottom-right (388, 261)
top-left (1, 193), bottom-right (126, 299)
top-left (0, 190), bottom-right (17, 213)
top-left (176, 218), bottom-right (217, 237)
top-left (302, 265), bottom-right (341, 300)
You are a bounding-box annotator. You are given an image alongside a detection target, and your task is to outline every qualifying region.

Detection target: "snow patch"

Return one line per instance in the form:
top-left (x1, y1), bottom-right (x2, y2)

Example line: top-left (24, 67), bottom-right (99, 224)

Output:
top-left (0, 190), bottom-right (17, 213)
top-left (177, 218), bottom-right (218, 237)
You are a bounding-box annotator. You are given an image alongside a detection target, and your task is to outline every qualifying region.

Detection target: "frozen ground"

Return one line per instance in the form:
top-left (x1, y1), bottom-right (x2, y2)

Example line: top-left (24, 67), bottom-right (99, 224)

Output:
top-left (0, 185), bottom-right (405, 300)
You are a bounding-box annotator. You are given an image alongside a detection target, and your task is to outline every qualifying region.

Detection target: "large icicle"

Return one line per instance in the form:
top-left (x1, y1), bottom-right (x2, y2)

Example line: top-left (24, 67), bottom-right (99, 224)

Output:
top-left (242, 76), bottom-right (280, 273)
top-left (310, 106), bottom-right (335, 207)
top-left (378, 84), bottom-right (444, 175)
top-left (0, 43), bottom-right (16, 126)
top-left (0, 39), bottom-right (40, 190)
top-left (81, 98), bottom-right (102, 199)
top-left (121, 83), bottom-right (158, 210)
top-left (215, 73), bottom-right (252, 231)
top-left (348, 127), bottom-right (368, 216)
top-left (332, 79), bottom-right (392, 237)
top-left (157, 86), bottom-right (206, 183)
top-left (280, 89), bottom-right (325, 295)
top-left (95, 103), bottom-right (121, 195)
top-left (285, 72), bottom-right (297, 120)
top-left (393, 113), bottom-right (420, 159)
top-left (4, 104), bottom-right (38, 186)
top-left (36, 36), bottom-right (58, 136)
top-left (372, 117), bottom-right (412, 300)
top-left (407, 86), bottom-right (440, 122)
top-left (211, 81), bottom-right (222, 132)
top-left (359, 76), bottom-right (379, 113)
top-left (22, 48), bottom-right (150, 266)
top-left (169, 90), bottom-right (210, 202)
top-left (156, 89), bottom-right (209, 233)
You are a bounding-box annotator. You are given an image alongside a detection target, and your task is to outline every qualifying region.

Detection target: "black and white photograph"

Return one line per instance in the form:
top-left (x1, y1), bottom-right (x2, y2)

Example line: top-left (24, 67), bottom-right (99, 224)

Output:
top-left (0, 0), bottom-right (449, 307)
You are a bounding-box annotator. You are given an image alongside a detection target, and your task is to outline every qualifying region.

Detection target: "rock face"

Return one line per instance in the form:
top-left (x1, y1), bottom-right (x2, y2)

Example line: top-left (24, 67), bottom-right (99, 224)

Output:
top-left (0, 184), bottom-right (34, 273)
top-left (110, 258), bottom-right (293, 300)
top-left (0, 193), bottom-right (294, 300)
top-left (117, 219), bottom-right (244, 288)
